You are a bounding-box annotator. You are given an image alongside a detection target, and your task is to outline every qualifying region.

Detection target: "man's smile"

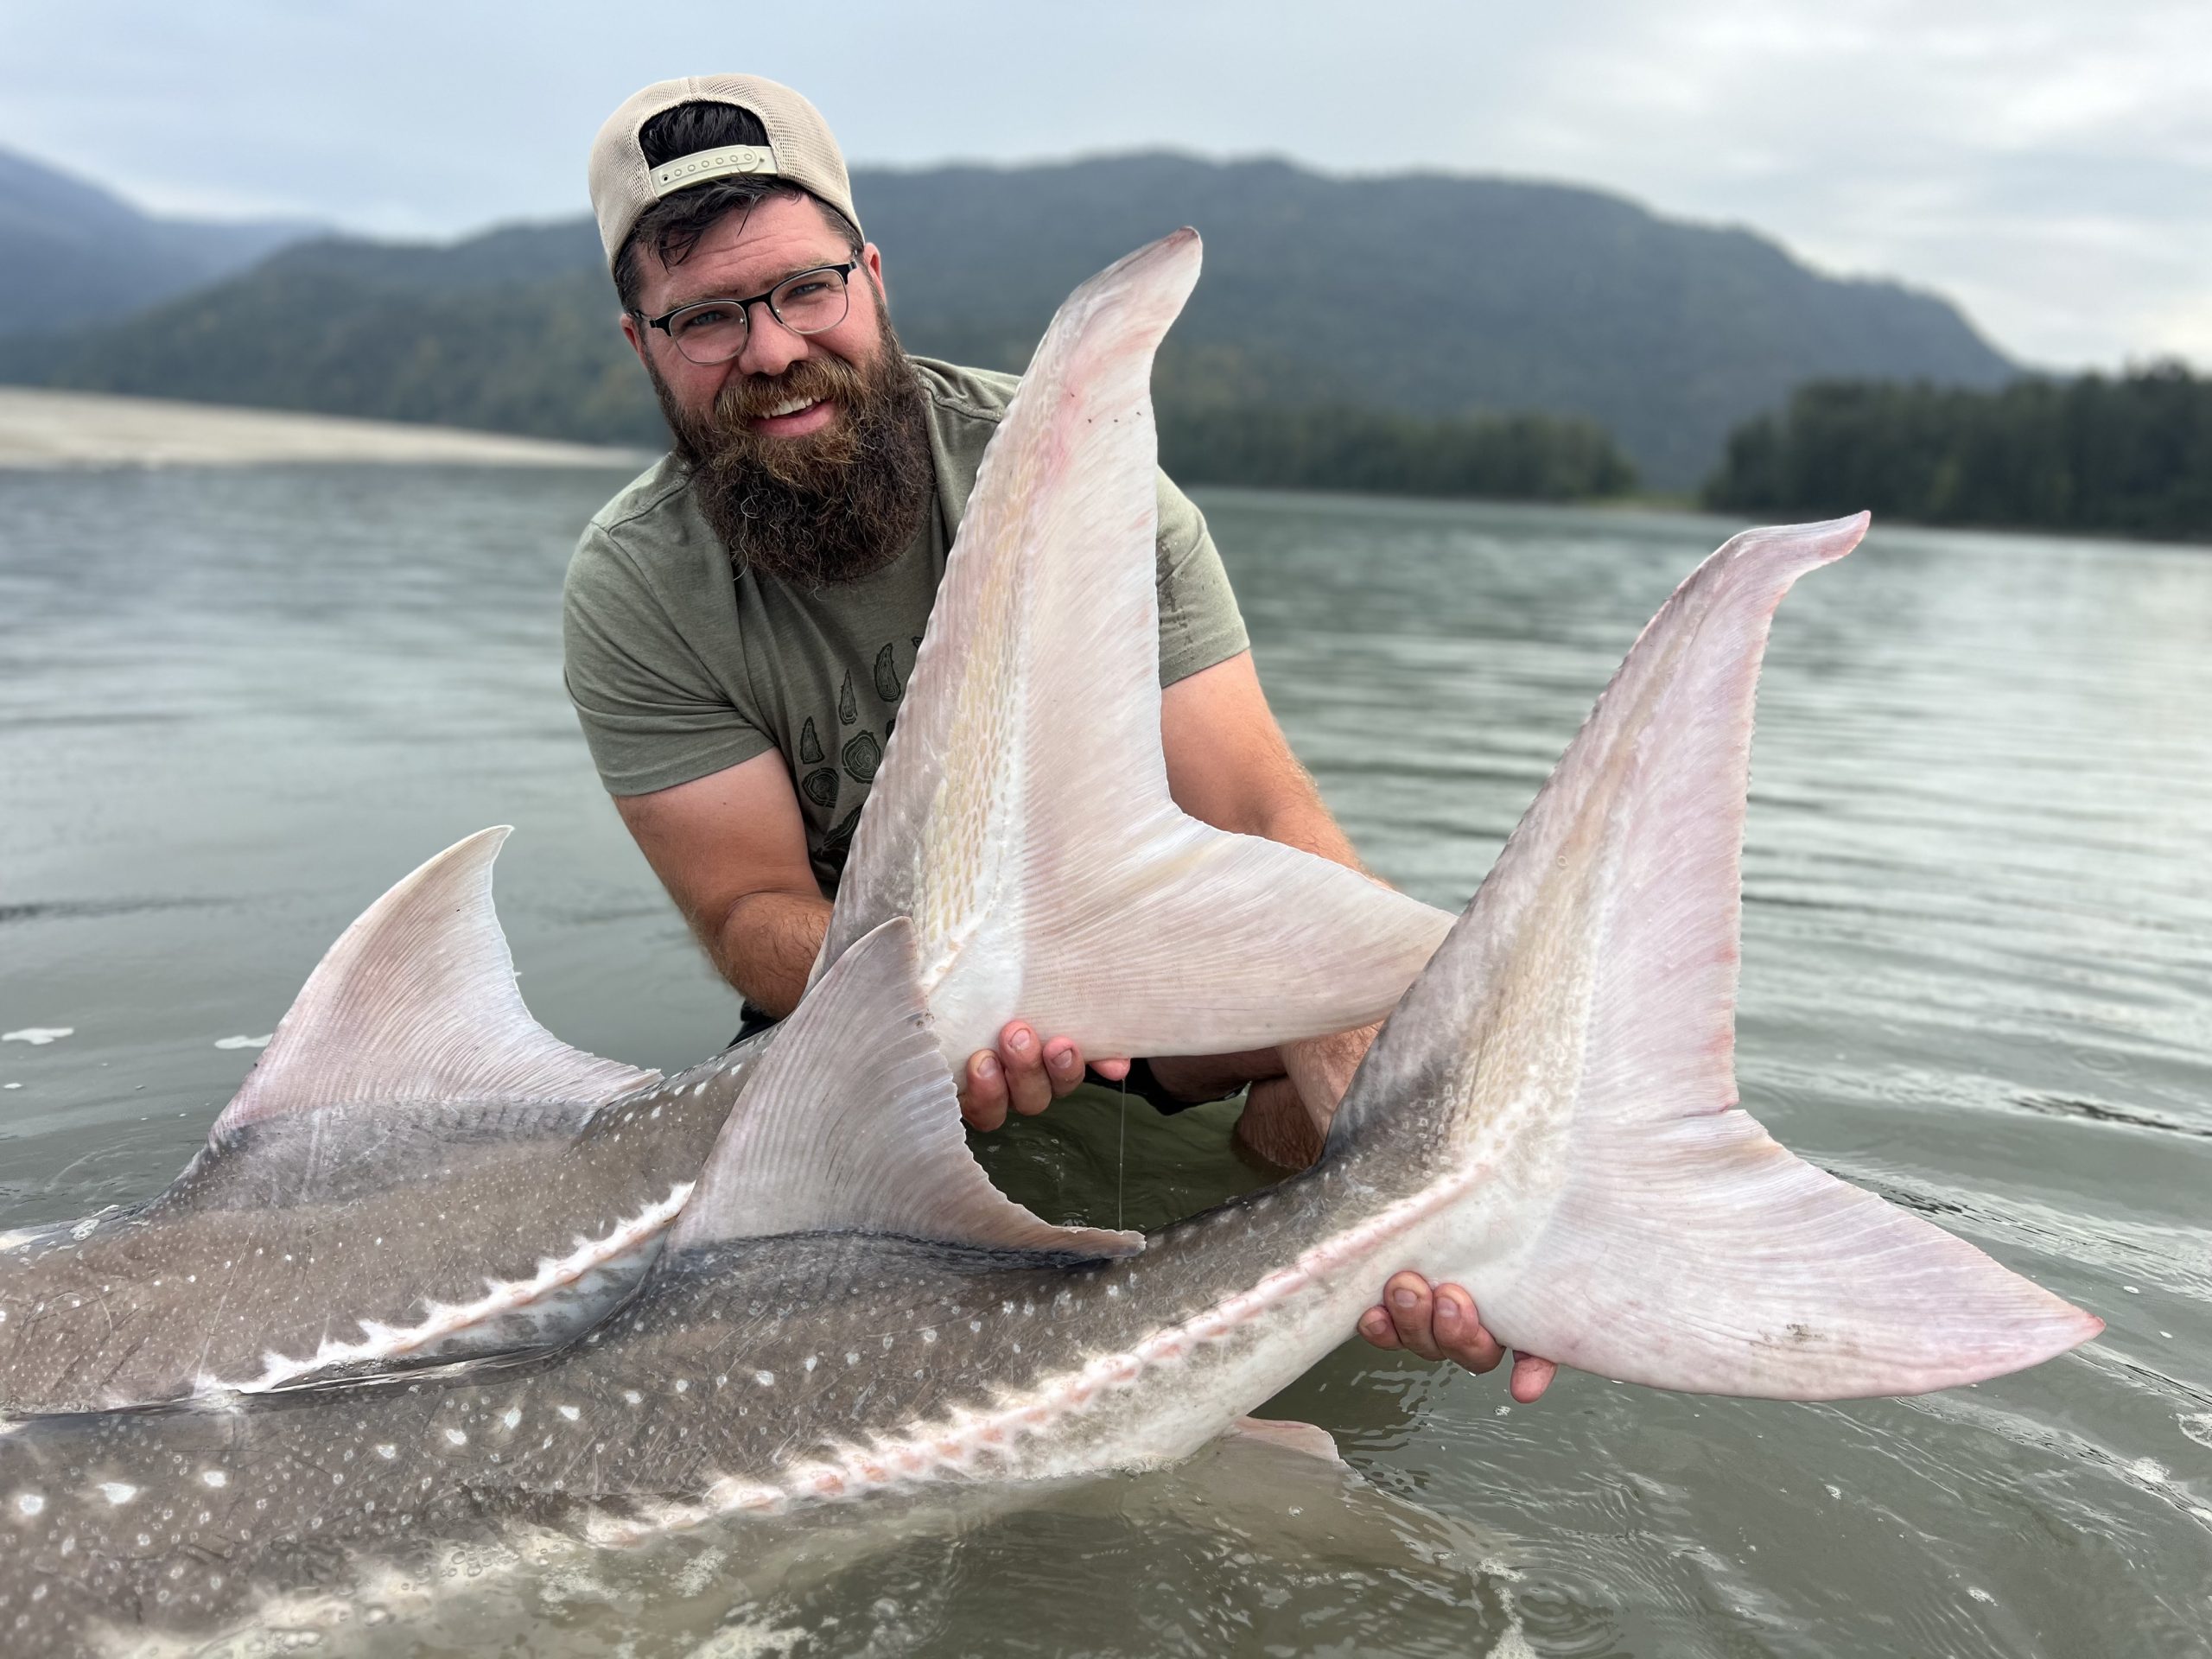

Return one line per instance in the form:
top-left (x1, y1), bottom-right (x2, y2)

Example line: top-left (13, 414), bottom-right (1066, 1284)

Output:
top-left (747, 397), bottom-right (837, 437)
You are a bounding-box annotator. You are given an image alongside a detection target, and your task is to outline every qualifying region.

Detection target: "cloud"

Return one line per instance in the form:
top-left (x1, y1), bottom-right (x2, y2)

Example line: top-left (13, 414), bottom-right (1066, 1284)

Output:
top-left (0, 0), bottom-right (2202, 367)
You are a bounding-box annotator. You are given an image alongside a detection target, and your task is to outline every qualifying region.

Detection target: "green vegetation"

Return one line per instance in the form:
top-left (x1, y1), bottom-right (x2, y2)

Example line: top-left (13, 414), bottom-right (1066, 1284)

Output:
top-left (1161, 404), bottom-right (1636, 500)
top-left (0, 152), bottom-right (2016, 488)
top-left (1704, 365), bottom-right (2212, 541)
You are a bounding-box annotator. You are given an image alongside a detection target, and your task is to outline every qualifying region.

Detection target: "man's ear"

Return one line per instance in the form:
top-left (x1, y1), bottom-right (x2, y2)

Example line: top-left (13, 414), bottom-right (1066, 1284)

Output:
top-left (619, 310), bottom-right (650, 370)
top-left (863, 242), bottom-right (887, 307)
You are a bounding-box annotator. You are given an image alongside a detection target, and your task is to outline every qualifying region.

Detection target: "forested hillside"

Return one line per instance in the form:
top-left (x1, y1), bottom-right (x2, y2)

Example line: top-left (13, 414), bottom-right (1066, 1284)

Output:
top-left (0, 152), bottom-right (2015, 488)
top-left (0, 146), bottom-right (315, 340)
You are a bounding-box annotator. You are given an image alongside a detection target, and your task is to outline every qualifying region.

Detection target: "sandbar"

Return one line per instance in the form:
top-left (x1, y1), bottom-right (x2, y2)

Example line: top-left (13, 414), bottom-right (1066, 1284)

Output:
top-left (0, 387), bottom-right (645, 470)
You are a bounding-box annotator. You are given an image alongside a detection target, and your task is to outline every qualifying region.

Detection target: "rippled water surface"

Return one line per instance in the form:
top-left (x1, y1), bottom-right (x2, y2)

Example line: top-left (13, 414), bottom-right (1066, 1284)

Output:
top-left (2, 469), bottom-right (2208, 1656)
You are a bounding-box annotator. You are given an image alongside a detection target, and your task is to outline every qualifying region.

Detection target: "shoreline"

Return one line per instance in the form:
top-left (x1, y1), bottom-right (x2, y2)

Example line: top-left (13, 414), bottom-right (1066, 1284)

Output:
top-left (0, 387), bottom-right (645, 470)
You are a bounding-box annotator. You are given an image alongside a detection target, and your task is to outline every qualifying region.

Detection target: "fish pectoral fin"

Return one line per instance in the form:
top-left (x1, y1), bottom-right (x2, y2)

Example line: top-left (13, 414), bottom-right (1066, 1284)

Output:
top-left (670, 917), bottom-right (1141, 1260)
top-left (823, 226), bottom-right (1451, 1064)
top-left (1221, 1416), bottom-right (1343, 1464)
top-left (213, 827), bottom-right (658, 1138)
top-left (1476, 1112), bottom-right (2104, 1399)
top-left (1007, 820), bottom-right (1455, 1062)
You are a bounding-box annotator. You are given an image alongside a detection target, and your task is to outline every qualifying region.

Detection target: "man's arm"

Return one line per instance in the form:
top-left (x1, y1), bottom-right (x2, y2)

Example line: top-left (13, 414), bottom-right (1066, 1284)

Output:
top-left (613, 754), bottom-right (1126, 1123)
top-left (612, 751), bottom-right (828, 1019)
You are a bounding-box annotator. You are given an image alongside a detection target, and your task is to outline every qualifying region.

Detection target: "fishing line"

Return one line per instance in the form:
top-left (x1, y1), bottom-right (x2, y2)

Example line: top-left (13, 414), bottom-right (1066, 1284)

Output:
top-left (1116, 1071), bottom-right (1128, 1233)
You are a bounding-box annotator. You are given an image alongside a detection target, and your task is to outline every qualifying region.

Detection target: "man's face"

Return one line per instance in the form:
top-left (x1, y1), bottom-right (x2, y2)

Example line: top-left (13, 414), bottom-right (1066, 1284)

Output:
top-left (620, 192), bottom-right (887, 443)
top-left (619, 190), bottom-right (934, 588)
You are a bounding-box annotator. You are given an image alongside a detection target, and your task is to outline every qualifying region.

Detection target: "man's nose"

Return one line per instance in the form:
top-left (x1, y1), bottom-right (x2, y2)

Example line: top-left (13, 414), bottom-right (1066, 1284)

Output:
top-left (732, 305), bottom-right (808, 378)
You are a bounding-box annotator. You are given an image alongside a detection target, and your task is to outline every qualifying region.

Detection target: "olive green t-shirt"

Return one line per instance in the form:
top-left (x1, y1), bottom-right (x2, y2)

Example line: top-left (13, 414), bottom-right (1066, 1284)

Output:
top-left (562, 356), bottom-right (1249, 892)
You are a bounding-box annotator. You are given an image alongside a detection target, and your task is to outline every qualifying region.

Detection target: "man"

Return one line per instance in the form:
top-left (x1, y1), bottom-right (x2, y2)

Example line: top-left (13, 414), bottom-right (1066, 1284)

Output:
top-left (565, 74), bottom-right (1553, 1398)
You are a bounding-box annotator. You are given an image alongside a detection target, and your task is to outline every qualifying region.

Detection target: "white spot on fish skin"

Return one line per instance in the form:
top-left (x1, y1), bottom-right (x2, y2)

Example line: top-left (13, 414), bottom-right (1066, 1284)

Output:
top-left (200, 1471), bottom-right (227, 1489)
top-left (16, 1492), bottom-right (43, 1517)
top-left (754, 1370), bottom-right (775, 1388)
top-left (969, 1319), bottom-right (982, 1333)
top-left (921, 1328), bottom-right (938, 1344)
top-left (623, 1389), bottom-right (642, 1406)
top-left (674, 1379), bottom-right (690, 1394)
top-left (213, 1033), bottom-right (271, 1050)
top-left (558, 1405), bottom-right (581, 1421)
top-left (443, 1428), bottom-right (467, 1446)
top-left (804, 1356), bottom-right (817, 1372)
top-left (501, 1408), bottom-right (521, 1429)
top-left (845, 1352), bottom-right (859, 1367)
top-left (99, 1482), bottom-right (137, 1506)
top-left (375, 1445), bottom-right (397, 1459)
top-left (3, 1027), bottom-right (73, 1046)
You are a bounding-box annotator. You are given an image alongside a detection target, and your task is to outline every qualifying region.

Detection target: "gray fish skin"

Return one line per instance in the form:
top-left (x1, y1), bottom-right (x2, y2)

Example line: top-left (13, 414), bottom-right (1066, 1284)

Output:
top-left (0, 1185), bottom-right (1368, 1653)
top-left (0, 1045), bottom-right (759, 1414)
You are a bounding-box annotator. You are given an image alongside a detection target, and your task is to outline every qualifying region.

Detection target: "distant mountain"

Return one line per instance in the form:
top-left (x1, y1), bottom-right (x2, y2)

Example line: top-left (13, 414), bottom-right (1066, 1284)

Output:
top-left (0, 152), bottom-right (2015, 486)
top-left (0, 146), bottom-right (319, 340)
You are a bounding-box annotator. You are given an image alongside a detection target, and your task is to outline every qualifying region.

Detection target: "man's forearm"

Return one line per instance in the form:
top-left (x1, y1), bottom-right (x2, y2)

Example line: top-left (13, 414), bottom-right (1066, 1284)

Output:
top-left (702, 888), bottom-right (831, 1018)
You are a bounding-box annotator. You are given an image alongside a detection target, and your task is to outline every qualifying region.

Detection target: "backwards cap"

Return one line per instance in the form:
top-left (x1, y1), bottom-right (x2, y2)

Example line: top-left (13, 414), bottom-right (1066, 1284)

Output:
top-left (587, 74), bottom-right (861, 270)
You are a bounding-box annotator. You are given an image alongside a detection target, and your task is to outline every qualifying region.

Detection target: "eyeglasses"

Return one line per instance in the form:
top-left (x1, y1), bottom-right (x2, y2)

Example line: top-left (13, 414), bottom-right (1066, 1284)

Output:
top-left (645, 261), bottom-right (860, 365)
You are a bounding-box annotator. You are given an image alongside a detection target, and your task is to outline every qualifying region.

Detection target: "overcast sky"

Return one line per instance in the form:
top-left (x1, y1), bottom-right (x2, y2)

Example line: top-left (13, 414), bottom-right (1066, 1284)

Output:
top-left (3, 0), bottom-right (2204, 371)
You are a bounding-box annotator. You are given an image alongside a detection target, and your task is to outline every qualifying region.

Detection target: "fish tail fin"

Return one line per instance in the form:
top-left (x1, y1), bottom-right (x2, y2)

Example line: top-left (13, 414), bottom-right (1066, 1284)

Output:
top-left (824, 229), bottom-right (1452, 1065)
top-left (1333, 515), bottom-right (2102, 1398)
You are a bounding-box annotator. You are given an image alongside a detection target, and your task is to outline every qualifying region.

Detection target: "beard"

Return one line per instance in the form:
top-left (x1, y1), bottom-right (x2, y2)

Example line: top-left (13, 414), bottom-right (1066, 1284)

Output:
top-left (650, 314), bottom-right (934, 589)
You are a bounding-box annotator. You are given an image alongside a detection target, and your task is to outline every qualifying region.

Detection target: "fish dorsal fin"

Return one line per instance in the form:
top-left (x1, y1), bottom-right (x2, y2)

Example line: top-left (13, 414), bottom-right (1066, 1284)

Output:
top-left (213, 828), bottom-right (658, 1135)
top-left (671, 918), bottom-right (1141, 1258)
top-left (820, 228), bottom-right (1452, 1066)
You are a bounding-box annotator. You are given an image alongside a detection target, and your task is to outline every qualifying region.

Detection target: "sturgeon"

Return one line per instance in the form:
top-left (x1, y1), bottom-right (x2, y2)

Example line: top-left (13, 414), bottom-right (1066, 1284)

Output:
top-left (0, 495), bottom-right (2101, 1653)
top-left (0, 229), bottom-right (1454, 1416)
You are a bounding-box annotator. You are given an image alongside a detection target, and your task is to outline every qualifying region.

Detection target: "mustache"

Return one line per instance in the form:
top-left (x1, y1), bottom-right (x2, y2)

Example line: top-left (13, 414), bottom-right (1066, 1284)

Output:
top-left (709, 356), bottom-right (872, 430)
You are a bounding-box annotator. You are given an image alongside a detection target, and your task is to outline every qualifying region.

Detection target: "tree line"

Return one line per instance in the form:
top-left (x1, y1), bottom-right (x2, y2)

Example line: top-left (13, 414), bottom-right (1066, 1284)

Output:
top-left (1703, 363), bottom-right (2212, 542)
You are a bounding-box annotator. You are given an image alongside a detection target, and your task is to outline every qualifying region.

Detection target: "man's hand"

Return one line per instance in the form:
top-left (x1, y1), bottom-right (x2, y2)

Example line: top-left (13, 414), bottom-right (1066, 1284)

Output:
top-left (960, 1021), bottom-right (1130, 1131)
top-left (1357, 1271), bottom-right (1557, 1402)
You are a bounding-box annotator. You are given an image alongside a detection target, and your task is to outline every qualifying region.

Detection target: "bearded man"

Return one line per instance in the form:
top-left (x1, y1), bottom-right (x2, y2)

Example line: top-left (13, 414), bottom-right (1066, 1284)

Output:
top-left (563, 74), bottom-right (1554, 1399)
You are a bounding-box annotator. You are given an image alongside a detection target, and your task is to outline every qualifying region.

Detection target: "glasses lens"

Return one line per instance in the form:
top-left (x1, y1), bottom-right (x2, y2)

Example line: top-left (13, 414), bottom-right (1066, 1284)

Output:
top-left (669, 303), bottom-right (749, 365)
top-left (770, 266), bottom-right (851, 335)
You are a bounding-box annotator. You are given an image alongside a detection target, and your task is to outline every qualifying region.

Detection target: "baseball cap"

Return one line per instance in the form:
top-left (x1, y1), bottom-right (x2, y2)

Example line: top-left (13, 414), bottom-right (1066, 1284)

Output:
top-left (587, 74), bottom-right (861, 270)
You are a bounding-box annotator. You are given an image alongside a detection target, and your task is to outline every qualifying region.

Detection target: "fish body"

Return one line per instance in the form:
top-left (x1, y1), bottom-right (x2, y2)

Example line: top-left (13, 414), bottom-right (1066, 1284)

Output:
top-left (0, 1031), bottom-right (747, 1412)
top-left (0, 226), bottom-right (1452, 1418)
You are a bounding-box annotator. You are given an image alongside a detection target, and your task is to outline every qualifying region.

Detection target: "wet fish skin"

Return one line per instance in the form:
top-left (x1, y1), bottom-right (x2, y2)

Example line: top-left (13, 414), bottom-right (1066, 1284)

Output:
top-left (0, 1048), bottom-right (753, 1414)
top-left (0, 1179), bottom-right (1373, 1650)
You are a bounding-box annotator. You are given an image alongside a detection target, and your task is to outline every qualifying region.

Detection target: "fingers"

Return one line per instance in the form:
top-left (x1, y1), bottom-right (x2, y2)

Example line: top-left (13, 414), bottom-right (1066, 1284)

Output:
top-left (968, 1027), bottom-right (1095, 1128)
top-left (1090, 1057), bottom-right (1132, 1084)
top-left (1354, 1276), bottom-right (1547, 1400)
top-left (961, 1050), bottom-right (1009, 1132)
top-left (1510, 1352), bottom-right (1557, 1402)
top-left (1380, 1271), bottom-right (1443, 1361)
top-left (1431, 1284), bottom-right (1505, 1374)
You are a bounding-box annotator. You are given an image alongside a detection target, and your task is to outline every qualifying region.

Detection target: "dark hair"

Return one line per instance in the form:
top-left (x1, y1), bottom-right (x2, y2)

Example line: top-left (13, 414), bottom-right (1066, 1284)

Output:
top-left (613, 100), bottom-right (863, 315)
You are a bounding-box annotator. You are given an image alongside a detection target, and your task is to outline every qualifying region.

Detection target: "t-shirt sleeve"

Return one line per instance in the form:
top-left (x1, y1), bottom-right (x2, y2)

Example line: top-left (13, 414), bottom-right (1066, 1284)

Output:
top-left (562, 524), bottom-right (777, 796)
top-left (1152, 470), bottom-right (1249, 686)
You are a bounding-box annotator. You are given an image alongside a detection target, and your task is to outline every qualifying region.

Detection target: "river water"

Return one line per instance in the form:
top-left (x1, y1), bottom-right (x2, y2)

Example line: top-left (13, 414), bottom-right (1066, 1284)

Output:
top-left (1, 468), bottom-right (2206, 1656)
